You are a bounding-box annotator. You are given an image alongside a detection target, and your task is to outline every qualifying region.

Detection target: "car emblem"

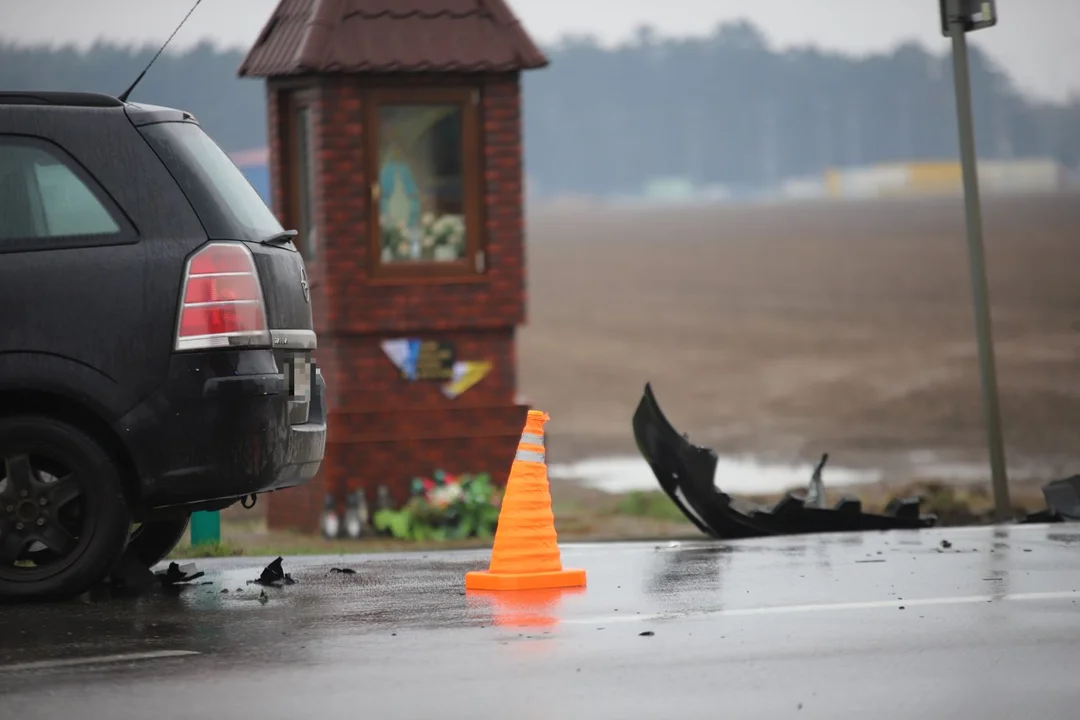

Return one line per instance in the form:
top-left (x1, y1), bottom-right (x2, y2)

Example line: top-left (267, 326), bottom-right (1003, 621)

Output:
top-left (300, 267), bottom-right (310, 304)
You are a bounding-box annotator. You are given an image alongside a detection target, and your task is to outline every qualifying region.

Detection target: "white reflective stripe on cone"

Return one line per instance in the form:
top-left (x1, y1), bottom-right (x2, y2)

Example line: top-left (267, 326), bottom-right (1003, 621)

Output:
top-left (520, 432), bottom-right (545, 447)
top-left (515, 449), bottom-right (546, 463)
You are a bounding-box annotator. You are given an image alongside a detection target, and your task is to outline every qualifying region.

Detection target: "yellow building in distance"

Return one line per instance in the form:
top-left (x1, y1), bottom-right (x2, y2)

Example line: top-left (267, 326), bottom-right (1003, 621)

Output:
top-left (824, 158), bottom-right (1068, 199)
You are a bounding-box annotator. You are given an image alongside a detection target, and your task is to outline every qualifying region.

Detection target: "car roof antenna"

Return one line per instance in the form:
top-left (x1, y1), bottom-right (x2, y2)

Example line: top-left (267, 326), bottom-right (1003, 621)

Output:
top-left (117, 0), bottom-right (204, 103)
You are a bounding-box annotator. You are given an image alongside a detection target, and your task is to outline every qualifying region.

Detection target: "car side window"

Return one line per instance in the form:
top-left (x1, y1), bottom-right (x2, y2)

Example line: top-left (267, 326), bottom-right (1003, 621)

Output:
top-left (0, 138), bottom-right (123, 248)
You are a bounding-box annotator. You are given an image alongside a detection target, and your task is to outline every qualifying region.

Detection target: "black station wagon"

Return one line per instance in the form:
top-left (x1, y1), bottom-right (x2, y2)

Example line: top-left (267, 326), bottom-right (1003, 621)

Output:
top-left (0, 91), bottom-right (326, 601)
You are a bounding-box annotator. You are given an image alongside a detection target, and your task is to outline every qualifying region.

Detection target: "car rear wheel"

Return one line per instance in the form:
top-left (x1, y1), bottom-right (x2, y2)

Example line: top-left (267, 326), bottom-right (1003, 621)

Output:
top-left (0, 416), bottom-right (132, 601)
top-left (128, 516), bottom-right (191, 568)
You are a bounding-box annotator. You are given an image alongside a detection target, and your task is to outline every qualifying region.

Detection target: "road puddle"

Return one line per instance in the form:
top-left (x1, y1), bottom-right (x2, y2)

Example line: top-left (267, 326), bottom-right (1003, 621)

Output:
top-left (547, 455), bottom-right (882, 494)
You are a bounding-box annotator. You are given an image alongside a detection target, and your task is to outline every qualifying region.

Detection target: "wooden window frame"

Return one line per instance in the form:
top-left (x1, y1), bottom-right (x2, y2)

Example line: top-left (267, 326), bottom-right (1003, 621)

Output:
top-left (283, 89), bottom-right (319, 263)
top-left (364, 87), bottom-right (484, 282)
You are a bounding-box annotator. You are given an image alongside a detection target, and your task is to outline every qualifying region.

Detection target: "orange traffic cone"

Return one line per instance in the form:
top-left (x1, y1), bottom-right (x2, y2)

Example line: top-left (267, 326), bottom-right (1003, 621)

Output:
top-left (465, 410), bottom-right (587, 591)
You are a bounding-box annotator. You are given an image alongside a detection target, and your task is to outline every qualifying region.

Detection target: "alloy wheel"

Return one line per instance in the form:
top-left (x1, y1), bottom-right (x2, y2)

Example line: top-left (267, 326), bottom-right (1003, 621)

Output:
top-left (0, 452), bottom-right (89, 581)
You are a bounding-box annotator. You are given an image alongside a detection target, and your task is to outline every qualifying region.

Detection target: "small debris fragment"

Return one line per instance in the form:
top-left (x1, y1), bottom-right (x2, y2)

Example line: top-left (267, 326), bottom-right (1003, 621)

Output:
top-left (330, 567), bottom-right (357, 575)
top-left (940, 539), bottom-right (953, 549)
top-left (899, 606), bottom-right (906, 610)
top-left (221, 589), bottom-right (230, 593)
top-left (156, 562), bottom-right (206, 586)
top-left (252, 557), bottom-right (296, 586)
top-left (1023, 548), bottom-right (1032, 552)
top-left (856, 559), bottom-right (886, 564)
top-left (258, 589), bottom-right (269, 604)
top-left (638, 631), bottom-right (655, 637)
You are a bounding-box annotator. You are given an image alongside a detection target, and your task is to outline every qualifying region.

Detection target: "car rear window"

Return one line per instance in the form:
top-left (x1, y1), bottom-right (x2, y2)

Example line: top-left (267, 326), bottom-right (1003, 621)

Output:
top-left (139, 121), bottom-right (284, 243)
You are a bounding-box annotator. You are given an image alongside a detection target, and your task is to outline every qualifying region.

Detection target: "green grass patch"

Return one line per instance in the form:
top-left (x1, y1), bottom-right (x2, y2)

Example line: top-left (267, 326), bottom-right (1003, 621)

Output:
top-left (611, 490), bottom-right (687, 523)
top-left (170, 541), bottom-right (245, 559)
top-left (215, 529), bottom-right (493, 559)
top-left (238, 537), bottom-right (492, 556)
top-left (552, 498), bottom-right (586, 516)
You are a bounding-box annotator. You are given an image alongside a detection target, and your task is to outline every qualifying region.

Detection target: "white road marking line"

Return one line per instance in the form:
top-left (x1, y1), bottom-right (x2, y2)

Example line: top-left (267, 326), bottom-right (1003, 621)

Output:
top-left (0, 650), bottom-right (200, 673)
top-left (564, 590), bottom-right (1080, 625)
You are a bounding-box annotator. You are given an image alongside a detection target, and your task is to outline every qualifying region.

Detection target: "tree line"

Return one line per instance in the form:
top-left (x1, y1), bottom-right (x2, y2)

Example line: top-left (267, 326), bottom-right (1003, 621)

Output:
top-left (2, 23), bottom-right (1076, 197)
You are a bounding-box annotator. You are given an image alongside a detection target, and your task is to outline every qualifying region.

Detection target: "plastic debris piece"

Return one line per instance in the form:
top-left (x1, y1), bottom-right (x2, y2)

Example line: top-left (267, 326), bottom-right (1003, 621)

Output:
top-left (805, 454), bottom-right (828, 509)
top-left (1042, 476), bottom-right (1080, 521)
top-left (252, 557), bottom-right (296, 586)
top-left (157, 562), bottom-right (206, 586)
top-left (631, 382), bottom-right (937, 539)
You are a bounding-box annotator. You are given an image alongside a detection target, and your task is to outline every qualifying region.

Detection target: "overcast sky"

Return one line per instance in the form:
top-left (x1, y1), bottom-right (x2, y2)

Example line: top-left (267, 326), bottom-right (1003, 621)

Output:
top-left (2, 0), bottom-right (1078, 103)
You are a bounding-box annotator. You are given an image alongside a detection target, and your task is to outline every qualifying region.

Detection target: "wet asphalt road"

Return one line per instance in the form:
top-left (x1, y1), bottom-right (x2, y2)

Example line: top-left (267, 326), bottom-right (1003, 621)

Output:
top-left (1, 523), bottom-right (1079, 720)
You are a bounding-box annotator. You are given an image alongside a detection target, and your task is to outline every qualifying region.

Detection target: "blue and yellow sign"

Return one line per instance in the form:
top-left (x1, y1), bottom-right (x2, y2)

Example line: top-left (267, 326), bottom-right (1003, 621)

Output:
top-left (381, 338), bottom-right (492, 399)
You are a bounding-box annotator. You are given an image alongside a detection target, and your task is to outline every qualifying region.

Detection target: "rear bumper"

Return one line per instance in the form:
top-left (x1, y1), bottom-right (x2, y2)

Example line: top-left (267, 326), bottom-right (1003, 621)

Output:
top-left (116, 348), bottom-right (327, 509)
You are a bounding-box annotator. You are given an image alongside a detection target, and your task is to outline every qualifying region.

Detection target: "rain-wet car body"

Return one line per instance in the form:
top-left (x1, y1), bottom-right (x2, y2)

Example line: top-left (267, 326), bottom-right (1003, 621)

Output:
top-left (0, 91), bottom-right (326, 600)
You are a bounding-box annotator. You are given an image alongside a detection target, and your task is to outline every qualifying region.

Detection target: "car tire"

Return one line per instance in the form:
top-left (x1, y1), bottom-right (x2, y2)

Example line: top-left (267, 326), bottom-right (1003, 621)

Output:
top-left (0, 415), bottom-right (132, 601)
top-left (128, 516), bottom-right (191, 569)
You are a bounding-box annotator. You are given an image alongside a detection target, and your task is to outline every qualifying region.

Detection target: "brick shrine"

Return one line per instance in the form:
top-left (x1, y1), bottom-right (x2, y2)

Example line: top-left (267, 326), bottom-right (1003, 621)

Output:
top-left (238, 0), bottom-right (548, 532)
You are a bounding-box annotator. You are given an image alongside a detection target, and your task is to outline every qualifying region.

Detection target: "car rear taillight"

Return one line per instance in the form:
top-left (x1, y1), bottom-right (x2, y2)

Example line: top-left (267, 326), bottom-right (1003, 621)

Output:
top-left (175, 242), bottom-right (270, 351)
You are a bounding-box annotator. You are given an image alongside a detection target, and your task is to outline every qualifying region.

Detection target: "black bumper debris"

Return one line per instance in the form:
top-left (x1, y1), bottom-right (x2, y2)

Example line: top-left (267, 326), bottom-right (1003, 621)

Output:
top-left (631, 382), bottom-right (937, 539)
top-left (253, 557), bottom-right (296, 586)
top-left (157, 562), bottom-right (206, 586)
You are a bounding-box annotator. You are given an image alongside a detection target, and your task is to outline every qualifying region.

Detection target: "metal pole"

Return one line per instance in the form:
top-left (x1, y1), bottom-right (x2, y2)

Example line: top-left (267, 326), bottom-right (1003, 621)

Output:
top-left (948, 22), bottom-right (1011, 521)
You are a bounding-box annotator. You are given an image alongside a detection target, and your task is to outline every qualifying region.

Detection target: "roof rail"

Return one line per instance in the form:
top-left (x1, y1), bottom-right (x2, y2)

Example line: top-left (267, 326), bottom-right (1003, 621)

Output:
top-left (0, 91), bottom-right (125, 108)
